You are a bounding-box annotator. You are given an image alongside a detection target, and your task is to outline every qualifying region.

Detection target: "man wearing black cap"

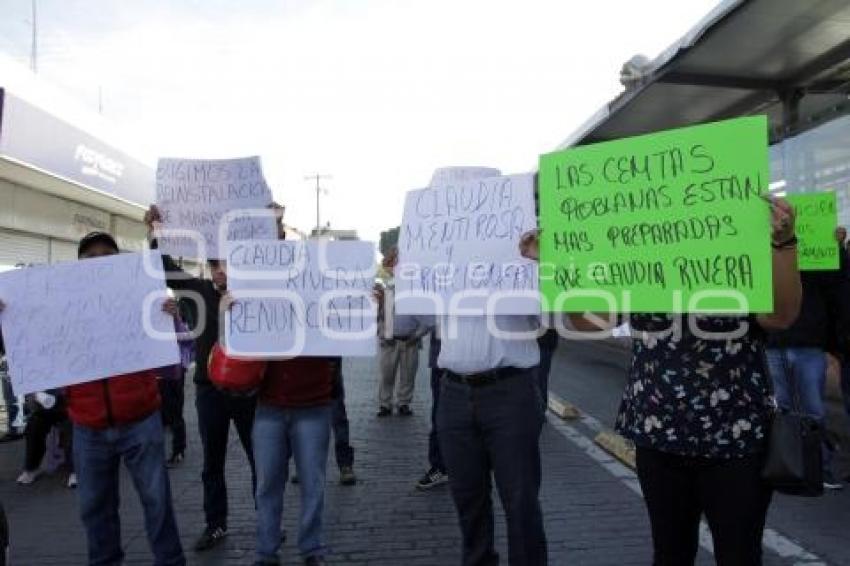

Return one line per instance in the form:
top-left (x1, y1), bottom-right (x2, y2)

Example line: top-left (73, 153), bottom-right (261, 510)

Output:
top-left (144, 205), bottom-right (280, 551)
top-left (0, 231), bottom-right (185, 566)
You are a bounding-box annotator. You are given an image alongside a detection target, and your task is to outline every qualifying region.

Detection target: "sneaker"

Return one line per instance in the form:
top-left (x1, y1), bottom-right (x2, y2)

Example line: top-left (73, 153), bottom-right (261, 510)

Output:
top-left (416, 467), bottom-right (448, 490)
top-left (398, 405), bottom-right (413, 416)
top-left (377, 406), bottom-right (392, 417)
top-left (167, 452), bottom-right (184, 468)
top-left (339, 465), bottom-right (357, 486)
top-left (304, 556), bottom-right (327, 566)
top-left (194, 526), bottom-right (228, 551)
top-left (823, 470), bottom-right (844, 491)
top-left (66, 473), bottom-right (78, 489)
top-left (16, 470), bottom-right (40, 485)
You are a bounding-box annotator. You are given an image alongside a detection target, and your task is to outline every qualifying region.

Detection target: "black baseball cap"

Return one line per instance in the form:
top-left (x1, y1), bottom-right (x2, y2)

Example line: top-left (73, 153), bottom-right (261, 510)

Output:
top-left (78, 231), bottom-right (120, 257)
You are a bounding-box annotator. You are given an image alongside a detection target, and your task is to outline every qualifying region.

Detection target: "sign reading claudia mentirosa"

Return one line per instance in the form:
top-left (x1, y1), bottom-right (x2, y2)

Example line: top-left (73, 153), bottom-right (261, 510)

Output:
top-left (156, 156), bottom-right (277, 260)
top-left (225, 240), bottom-right (377, 357)
top-left (785, 192), bottom-right (839, 271)
top-left (538, 116), bottom-right (772, 313)
top-left (395, 173), bottom-right (538, 315)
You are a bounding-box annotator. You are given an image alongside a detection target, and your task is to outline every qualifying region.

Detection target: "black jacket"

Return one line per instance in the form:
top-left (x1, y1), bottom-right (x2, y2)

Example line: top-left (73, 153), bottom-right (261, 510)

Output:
top-left (767, 270), bottom-right (848, 352)
top-left (152, 240), bottom-right (221, 386)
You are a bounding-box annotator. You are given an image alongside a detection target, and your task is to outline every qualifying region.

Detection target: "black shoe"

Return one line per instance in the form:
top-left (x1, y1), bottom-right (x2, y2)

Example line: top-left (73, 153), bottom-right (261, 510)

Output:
top-left (398, 405), bottom-right (413, 416)
top-left (339, 465), bottom-right (357, 485)
top-left (291, 473), bottom-right (300, 484)
top-left (377, 406), bottom-right (392, 417)
top-left (194, 526), bottom-right (228, 551)
top-left (416, 467), bottom-right (448, 490)
top-left (304, 556), bottom-right (326, 566)
top-left (167, 452), bottom-right (184, 468)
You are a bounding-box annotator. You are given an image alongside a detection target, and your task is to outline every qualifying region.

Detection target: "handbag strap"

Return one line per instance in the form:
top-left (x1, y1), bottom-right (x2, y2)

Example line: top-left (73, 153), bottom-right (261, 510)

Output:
top-left (779, 349), bottom-right (804, 413)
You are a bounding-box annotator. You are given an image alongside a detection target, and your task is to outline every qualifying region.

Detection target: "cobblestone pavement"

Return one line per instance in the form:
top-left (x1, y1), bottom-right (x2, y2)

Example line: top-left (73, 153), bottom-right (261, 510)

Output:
top-left (0, 342), bottom-right (842, 564)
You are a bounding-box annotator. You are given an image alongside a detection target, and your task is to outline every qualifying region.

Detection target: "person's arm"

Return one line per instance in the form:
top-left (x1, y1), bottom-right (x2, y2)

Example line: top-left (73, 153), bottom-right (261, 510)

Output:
top-left (756, 198), bottom-right (801, 331)
top-left (144, 205), bottom-right (207, 294)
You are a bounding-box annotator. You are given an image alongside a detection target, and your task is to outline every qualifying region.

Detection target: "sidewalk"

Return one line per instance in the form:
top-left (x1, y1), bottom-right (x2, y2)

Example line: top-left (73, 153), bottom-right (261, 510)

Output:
top-left (0, 348), bottom-right (832, 564)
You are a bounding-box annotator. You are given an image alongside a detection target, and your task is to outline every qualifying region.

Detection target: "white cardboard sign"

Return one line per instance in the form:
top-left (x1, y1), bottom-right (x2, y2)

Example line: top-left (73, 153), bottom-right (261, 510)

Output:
top-left (156, 156), bottom-right (277, 259)
top-left (0, 252), bottom-right (180, 395)
top-left (225, 240), bottom-right (377, 358)
top-left (396, 173), bottom-right (539, 315)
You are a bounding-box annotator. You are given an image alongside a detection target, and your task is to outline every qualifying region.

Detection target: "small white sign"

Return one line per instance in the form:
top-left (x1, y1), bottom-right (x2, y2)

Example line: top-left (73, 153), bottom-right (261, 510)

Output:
top-left (156, 156), bottom-right (277, 259)
top-left (0, 252), bottom-right (180, 395)
top-left (225, 240), bottom-right (377, 357)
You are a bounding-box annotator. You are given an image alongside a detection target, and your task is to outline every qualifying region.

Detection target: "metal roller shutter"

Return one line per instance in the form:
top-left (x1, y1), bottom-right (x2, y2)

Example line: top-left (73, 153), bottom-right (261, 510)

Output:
top-left (0, 229), bottom-right (49, 269)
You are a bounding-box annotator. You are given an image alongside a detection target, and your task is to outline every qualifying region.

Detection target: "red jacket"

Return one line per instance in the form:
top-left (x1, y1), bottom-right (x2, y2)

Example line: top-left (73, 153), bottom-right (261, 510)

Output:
top-left (260, 358), bottom-right (336, 408)
top-left (66, 370), bottom-right (161, 429)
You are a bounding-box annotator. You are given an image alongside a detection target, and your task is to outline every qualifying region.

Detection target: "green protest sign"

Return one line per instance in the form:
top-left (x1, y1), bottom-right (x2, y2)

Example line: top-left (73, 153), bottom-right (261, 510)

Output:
top-left (538, 116), bottom-right (772, 313)
top-left (786, 192), bottom-right (839, 270)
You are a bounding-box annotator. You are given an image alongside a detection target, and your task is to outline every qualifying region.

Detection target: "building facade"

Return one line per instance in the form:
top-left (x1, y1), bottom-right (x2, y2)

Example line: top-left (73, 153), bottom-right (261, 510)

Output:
top-left (0, 87), bottom-right (153, 270)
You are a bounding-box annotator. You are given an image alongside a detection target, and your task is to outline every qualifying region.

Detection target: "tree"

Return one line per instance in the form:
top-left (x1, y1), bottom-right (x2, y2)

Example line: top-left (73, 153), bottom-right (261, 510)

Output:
top-left (379, 226), bottom-right (399, 257)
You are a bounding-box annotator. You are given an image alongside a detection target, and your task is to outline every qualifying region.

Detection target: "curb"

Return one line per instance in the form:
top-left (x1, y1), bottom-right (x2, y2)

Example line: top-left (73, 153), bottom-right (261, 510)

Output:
top-left (594, 430), bottom-right (636, 469)
top-left (547, 393), bottom-right (580, 419)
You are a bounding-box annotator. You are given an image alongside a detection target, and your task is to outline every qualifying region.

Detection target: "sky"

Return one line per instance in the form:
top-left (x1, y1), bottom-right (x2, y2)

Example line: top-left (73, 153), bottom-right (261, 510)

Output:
top-left (0, 0), bottom-right (721, 243)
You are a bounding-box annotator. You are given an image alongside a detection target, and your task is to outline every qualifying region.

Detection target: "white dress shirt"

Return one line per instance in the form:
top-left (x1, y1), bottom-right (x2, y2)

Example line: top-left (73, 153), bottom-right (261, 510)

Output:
top-left (436, 315), bottom-right (540, 374)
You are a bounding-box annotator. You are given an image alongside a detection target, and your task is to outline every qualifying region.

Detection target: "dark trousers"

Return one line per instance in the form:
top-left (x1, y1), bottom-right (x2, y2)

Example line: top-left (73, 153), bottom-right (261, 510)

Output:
top-left (428, 367), bottom-right (445, 473)
top-left (24, 406), bottom-right (72, 472)
top-left (332, 374), bottom-right (354, 469)
top-left (159, 377), bottom-right (186, 456)
top-left (635, 447), bottom-right (772, 566)
top-left (437, 369), bottom-right (546, 566)
top-left (536, 329), bottom-right (558, 403)
top-left (195, 382), bottom-right (257, 530)
top-left (2, 379), bottom-right (20, 433)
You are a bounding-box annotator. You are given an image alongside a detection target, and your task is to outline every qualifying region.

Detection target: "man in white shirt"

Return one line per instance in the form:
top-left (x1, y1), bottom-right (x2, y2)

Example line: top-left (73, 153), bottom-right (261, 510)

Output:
top-left (437, 313), bottom-right (547, 565)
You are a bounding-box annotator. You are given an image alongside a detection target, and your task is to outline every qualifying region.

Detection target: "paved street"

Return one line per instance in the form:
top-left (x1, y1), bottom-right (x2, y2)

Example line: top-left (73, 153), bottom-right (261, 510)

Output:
top-left (0, 340), bottom-right (846, 565)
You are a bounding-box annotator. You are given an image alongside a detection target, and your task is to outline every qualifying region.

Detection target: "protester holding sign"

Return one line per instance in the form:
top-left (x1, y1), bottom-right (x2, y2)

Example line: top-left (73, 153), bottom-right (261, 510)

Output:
top-left (252, 357), bottom-right (337, 566)
top-left (421, 166), bottom-right (547, 566)
top-left (144, 203), bottom-right (283, 552)
top-left (0, 232), bottom-right (185, 566)
top-left (523, 184), bottom-right (802, 564)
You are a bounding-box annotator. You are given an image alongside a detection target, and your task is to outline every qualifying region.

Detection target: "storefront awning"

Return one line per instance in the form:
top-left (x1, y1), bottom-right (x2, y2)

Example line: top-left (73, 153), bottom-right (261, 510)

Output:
top-left (559, 0), bottom-right (850, 148)
top-left (0, 88), bottom-right (153, 218)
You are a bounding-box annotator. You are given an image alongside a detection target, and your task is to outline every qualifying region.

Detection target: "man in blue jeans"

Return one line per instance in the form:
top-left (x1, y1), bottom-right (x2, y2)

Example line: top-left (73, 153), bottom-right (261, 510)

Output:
top-left (767, 270), bottom-right (847, 489)
top-left (253, 357), bottom-right (335, 566)
top-left (1, 232), bottom-right (185, 565)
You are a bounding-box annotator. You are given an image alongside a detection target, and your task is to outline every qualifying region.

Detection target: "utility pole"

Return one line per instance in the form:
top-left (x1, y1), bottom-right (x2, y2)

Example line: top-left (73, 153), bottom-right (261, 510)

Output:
top-left (304, 173), bottom-right (332, 232)
top-left (29, 0), bottom-right (38, 73)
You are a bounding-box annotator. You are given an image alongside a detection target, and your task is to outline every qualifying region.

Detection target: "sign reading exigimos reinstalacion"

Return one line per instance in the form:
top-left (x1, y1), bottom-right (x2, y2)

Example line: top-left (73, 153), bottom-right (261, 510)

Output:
top-left (538, 116), bottom-right (772, 313)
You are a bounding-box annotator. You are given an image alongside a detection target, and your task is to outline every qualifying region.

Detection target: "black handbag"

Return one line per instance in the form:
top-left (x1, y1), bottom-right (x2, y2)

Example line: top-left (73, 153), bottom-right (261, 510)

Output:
top-left (761, 350), bottom-right (824, 497)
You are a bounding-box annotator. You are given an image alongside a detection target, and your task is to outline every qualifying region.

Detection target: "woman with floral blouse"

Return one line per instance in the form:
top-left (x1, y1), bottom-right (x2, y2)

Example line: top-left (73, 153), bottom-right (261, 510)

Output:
top-left (521, 197), bottom-right (801, 566)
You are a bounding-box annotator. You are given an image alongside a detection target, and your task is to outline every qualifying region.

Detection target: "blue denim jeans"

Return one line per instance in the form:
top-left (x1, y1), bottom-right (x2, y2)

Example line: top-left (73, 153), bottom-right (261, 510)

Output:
top-left (73, 411), bottom-right (184, 566)
top-left (765, 348), bottom-right (833, 475)
top-left (437, 368), bottom-right (547, 566)
top-left (253, 403), bottom-right (332, 563)
top-left (840, 359), bottom-right (850, 417)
